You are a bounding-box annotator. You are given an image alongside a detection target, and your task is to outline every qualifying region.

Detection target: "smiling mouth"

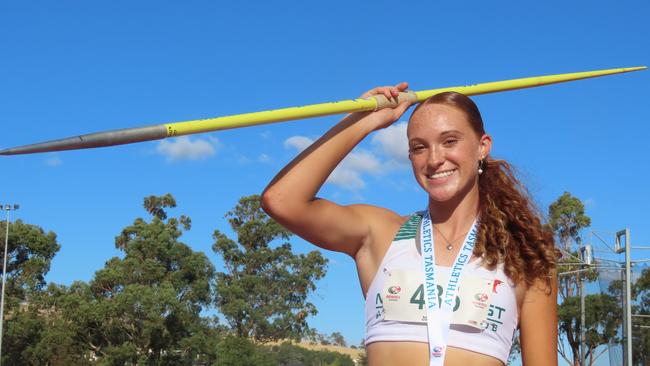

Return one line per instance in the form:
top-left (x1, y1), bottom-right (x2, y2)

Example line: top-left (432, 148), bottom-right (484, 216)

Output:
top-left (427, 169), bottom-right (457, 179)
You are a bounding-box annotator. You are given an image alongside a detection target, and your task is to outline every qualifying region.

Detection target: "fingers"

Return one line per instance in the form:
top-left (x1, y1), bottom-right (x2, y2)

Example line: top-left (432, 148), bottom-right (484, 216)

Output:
top-left (395, 81), bottom-right (409, 94)
top-left (361, 82), bottom-right (409, 100)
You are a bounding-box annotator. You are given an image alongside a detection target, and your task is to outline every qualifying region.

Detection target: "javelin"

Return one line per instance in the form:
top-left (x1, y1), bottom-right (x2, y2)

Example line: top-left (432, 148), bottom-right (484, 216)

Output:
top-left (1, 66), bottom-right (645, 156)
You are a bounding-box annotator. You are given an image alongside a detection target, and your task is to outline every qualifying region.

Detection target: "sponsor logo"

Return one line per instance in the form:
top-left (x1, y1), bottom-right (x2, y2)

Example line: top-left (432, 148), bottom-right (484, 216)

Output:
top-left (492, 279), bottom-right (503, 293)
top-left (474, 293), bottom-right (488, 302)
top-left (388, 285), bottom-right (402, 295)
top-left (431, 346), bottom-right (444, 357)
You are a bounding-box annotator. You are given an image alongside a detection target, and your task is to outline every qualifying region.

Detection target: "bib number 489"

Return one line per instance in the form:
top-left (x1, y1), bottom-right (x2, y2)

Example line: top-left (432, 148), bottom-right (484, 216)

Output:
top-left (409, 284), bottom-right (460, 311)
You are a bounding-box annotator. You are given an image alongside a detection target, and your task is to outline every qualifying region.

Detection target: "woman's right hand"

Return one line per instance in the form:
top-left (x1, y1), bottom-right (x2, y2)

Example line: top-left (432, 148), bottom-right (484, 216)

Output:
top-left (355, 82), bottom-right (414, 132)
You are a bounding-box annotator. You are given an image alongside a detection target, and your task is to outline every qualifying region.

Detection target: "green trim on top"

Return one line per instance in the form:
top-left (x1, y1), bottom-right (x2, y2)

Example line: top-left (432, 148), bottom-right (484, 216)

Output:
top-left (393, 212), bottom-right (424, 241)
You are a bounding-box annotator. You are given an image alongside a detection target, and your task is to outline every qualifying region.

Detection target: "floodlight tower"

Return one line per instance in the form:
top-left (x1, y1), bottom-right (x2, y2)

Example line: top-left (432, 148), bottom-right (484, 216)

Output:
top-left (615, 229), bottom-right (633, 366)
top-left (613, 229), bottom-right (650, 366)
top-left (579, 244), bottom-right (593, 366)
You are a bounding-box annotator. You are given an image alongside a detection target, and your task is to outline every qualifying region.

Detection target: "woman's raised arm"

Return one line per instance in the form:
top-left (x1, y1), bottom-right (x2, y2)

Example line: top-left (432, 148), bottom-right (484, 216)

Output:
top-left (261, 83), bottom-right (413, 258)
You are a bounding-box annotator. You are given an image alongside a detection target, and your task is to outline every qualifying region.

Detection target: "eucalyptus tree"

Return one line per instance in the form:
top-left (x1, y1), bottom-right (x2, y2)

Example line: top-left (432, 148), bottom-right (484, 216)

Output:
top-left (212, 195), bottom-right (327, 342)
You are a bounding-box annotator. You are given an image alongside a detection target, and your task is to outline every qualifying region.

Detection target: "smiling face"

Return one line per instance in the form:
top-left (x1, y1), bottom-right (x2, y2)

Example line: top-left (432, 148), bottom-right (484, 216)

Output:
top-left (407, 102), bottom-right (492, 204)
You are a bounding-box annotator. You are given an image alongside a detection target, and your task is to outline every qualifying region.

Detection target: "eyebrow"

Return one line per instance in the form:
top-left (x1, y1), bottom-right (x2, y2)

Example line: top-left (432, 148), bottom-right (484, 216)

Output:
top-left (408, 130), bottom-right (466, 143)
top-left (440, 130), bottom-right (464, 136)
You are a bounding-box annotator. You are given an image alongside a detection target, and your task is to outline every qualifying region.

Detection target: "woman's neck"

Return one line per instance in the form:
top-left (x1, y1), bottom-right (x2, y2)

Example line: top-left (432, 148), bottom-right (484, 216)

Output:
top-left (428, 183), bottom-right (480, 233)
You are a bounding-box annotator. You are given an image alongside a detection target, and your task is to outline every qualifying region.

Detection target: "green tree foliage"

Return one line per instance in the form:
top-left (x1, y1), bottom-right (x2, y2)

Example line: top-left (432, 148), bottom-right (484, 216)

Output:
top-left (548, 192), bottom-right (619, 366)
top-left (507, 331), bottom-right (521, 365)
top-left (1, 220), bottom-right (62, 365)
top-left (356, 350), bottom-right (368, 366)
top-left (329, 332), bottom-right (346, 347)
top-left (632, 267), bottom-right (650, 364)
top-left (214, 337), bottom-right (356, 366)
top-left (0, 219), bottom-right (60, 301)
top-left (3, 194), bottom-right (212, 365)
top-left (548, 192), bottom-right (591, 250)
top-left (5, 194), bottom-right (220, 365)
top-left (556, 293), bottom-right (621, 365)
top-left (212, 195), bottom-right (328, 342)
top-left (270, 342), bottom-right (355, 366)
top-left (4, 194), bottom-right (350, 365)
top-left (79, 193), bottom-right (217, 364)
top-left (7, 281), bottom-right (100, 365)
top-left (214, 336), bottom-right (275, 366)
top-left (548, 192), bottom-right (593, 302)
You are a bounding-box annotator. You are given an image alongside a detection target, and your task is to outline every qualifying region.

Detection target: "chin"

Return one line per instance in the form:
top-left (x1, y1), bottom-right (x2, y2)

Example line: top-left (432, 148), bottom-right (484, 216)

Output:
top-left (421, 184), bottom-right (458, 202)
top-left (427, 191), bottom-right (457, 203)
top-left (418, 179), bottom-right (469, 204)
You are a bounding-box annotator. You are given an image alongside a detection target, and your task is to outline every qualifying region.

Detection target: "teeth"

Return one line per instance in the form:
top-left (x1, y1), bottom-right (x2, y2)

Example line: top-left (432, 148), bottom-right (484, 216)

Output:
top-left (428, 170), bottom-right (455, 179)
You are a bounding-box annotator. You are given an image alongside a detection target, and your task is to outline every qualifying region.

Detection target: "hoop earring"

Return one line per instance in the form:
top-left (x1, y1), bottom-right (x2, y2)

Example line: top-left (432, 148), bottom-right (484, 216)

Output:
top-left (478, 159), bottom-right (484, 175)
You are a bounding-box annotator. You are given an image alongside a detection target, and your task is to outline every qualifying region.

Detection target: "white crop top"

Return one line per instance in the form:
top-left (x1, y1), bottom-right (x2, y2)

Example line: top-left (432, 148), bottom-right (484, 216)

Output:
top-left (365, 213), bottom-right (518, 364)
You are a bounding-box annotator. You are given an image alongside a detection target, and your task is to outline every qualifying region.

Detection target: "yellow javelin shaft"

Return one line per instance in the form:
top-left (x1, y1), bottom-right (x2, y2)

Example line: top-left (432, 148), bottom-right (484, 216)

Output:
top-left (165, 66), bottom-right (646, 137)
top-left (0, 66), bottom-right (645, 155)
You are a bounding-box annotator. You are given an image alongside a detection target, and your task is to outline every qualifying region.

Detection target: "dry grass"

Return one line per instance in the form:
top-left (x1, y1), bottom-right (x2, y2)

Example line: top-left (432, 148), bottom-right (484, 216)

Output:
top-left (266, 340), bottom-right (364, 360)
top-left (294, 341), bottom-right (363, 359)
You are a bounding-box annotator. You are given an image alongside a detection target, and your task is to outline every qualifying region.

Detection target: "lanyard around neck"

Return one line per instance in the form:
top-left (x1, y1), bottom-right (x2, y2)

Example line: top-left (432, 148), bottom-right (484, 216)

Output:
top-left (420, 210), bottom-right (478, 365)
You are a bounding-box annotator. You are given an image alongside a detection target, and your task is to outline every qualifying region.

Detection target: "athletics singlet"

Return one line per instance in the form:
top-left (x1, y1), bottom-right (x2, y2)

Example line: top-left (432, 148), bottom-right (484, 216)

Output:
top-left (364, 212), bottom-right (518, 364)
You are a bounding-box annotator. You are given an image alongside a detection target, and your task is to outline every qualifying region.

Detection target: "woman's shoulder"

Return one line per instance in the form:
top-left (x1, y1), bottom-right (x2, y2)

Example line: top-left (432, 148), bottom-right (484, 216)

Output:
top-left (345, 204), bottom-right (413, 225)
top-left (344, 205), bottom-right (418, 245)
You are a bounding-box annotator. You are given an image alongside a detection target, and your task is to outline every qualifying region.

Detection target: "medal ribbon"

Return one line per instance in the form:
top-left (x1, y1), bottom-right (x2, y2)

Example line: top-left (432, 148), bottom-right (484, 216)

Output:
top-left (420, 209), bottom-right (478, 365)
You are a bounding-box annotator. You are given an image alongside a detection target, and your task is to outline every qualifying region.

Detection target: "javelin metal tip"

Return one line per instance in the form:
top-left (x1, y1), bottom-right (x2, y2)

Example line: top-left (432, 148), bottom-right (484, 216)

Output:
top-left (0, 148), bottom-right (16, 156)
top-left (0, 125), bottom-right (168, 156)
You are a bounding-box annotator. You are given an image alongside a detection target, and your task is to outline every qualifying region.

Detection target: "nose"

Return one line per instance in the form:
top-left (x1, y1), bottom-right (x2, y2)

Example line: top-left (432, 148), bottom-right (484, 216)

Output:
top-left (427, 146), bottom-right (444, 170)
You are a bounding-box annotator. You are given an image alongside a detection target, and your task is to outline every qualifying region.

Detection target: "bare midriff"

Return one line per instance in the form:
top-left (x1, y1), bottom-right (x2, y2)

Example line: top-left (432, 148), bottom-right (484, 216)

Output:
top-left (366, 342), bottom-right (504, 366)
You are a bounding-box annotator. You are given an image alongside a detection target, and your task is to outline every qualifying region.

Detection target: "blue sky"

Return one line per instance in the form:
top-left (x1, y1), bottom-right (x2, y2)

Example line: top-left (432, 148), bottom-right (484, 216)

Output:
top-left (1, 0), bottom-right (649, 362)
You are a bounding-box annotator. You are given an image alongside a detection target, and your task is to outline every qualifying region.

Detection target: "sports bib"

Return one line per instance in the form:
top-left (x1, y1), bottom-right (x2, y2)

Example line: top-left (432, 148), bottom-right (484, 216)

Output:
top-left (383, 269), bottom-right (493, 329)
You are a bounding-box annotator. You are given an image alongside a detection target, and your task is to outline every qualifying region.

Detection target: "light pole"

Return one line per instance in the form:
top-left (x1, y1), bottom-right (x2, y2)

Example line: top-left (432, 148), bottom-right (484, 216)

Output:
top-left (615, 229), bottom-right (633, 366)
top-left (613, 229), bottom-right (650, 366)
top-left (579, 244), bottom-right (593, 366)
top-left (0, 203), bottom-right (19, 366)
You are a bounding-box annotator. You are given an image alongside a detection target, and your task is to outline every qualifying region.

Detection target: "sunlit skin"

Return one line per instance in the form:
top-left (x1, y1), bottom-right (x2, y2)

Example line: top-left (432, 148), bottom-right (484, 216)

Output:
top-left (262, 83), bottom-right (557, 366)
top-left (364, 99), bottom-right (507, 366)
top-left (408, 104), bottom-right (492, 221)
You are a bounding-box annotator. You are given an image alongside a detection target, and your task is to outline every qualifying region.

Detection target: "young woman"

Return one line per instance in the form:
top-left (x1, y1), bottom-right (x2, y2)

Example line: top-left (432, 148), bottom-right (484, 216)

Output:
top-left (261, 82), bottom-right (558, 366)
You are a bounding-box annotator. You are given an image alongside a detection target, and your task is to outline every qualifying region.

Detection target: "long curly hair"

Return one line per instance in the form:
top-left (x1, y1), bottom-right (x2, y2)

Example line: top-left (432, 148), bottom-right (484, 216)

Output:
top-left (412, 92), bottom-right (558, 289)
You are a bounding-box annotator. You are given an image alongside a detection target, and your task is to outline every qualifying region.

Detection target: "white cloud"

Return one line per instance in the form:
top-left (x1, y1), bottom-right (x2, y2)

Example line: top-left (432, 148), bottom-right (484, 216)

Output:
top-left (371, 122), bottom-right (409, 167)
top-left (260, 130), bottom-right (272, 139)
top-left (328, 150), bottom-right (382, 189)
top-left (258, 153), bottom-right (271, 163)
top-left (207, 135), bottom-right (221, 145)
top-left (236, 154), bottom-right (271, 165)
top-left (237, 155), bottom-right (252, 164)
top-left (44, 154), bottom-right (62, 167)
top-left (283, 136), bottom-right (383, 190)
top-left (156, 136), bottom-right (219, 162)
top-left (284, 136), bottom-right (313, 152)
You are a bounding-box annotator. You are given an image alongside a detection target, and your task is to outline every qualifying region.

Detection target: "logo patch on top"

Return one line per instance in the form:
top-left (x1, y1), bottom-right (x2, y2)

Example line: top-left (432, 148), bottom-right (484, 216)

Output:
top-left (431, 346), bottom-right (444, 357)
top-left (388, 286), bottom-right (401, 294)
top-left (492, 279), bottom-right (504, 293)
top-left (474, 293), bottom-right (489, 302)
